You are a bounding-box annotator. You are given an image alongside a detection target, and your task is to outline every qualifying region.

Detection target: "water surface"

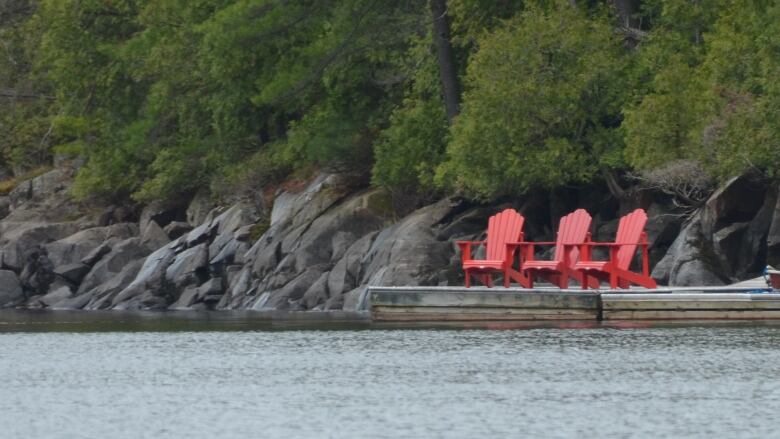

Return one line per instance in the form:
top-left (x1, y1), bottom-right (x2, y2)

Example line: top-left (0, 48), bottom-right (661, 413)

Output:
top-left (1, 312), bottom-right (779, 438)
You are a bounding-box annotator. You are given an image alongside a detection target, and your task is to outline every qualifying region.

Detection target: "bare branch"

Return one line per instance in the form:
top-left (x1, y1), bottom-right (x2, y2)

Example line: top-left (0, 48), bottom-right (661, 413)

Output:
top-left (628, 159), bottom-right (715, 218)
top-left (0, 90), bottom-right (55, 100)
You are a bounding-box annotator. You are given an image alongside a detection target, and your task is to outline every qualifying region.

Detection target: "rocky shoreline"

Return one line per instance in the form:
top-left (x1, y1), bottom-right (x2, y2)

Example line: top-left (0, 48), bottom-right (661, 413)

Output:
top-left (0, 165), bottom-right (778, 312)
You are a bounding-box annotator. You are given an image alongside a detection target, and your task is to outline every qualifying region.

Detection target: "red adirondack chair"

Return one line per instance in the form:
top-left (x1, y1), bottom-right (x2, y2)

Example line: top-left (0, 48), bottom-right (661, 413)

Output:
top-left (514, 209), bottom-right (597, 288)
top-left (572, 208), bottom-right (657, 289)
top-left (457, 208), bottom-right (529, 288)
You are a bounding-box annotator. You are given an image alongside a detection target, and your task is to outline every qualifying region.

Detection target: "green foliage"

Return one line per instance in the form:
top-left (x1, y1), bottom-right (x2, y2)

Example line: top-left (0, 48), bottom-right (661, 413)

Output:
top-left (0, 0), bottom-right (56, 173)
top-left (438, 3), bottom-right (627, 199)
top-left (624, 0), bottom-right (780, 180)
top-left (372, 34), bottom-right (448, 194)
top-left (449, 0), bottom-right (526, 42)
top-left (3, 0), bottom-right (780, 206)
top-left (29, 0), bottom-right (429, 202)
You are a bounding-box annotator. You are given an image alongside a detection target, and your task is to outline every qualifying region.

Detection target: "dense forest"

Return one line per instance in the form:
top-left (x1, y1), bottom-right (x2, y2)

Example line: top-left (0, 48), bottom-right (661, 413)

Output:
top-left (1, 0), bottom-right (779, 209)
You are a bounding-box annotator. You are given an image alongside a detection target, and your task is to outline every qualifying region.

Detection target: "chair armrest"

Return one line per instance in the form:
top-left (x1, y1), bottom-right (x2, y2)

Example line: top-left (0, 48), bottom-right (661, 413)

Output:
top-left (570, 242), bottom-right (647, 247)
top-left (508, 241), bottom-right (557, 246)
top-left (508, 241), bottom-right (556, 263)
top-left (564, 241), bottom-right (650, 263)
top-left (456, 240), bottom-right (485, 247)
top-left (456, 240), bottom-right (485, 262)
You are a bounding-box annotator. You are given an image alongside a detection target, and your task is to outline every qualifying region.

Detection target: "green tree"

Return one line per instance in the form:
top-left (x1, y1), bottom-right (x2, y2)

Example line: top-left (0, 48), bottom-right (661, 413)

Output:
top-left (372, 34), bottom-right (448, 198)
top-left (438, 2), bottom-right (627, 199)
top-left (624, 1), bottom-right (780, 179)
top-left (0, 0), bottom-right (56, 175)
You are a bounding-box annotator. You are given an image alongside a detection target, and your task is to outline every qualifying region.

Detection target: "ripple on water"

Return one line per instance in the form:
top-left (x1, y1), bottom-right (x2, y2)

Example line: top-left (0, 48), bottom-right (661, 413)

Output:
top-left (1, 325), bottom-right (780, 438)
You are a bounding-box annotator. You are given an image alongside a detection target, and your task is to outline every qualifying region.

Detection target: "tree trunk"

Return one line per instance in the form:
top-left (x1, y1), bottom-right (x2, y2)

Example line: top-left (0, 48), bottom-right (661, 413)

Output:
top-left (611, 0), bottom-right (638, 28)
top-left (429, 0), bottom-right (460, 124)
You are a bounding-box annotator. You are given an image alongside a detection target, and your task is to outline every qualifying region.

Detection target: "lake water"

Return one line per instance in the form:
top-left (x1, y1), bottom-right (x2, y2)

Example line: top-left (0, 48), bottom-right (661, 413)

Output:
top-left (1, 312), bottom-right (780, 438)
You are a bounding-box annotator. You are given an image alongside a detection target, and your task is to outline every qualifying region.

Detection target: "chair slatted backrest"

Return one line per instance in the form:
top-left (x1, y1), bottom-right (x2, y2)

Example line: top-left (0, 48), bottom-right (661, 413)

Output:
top-left (485, 209), bottom-right (525, 261)
top-left (613, 209), bottom-right (648, 270)
top-left (552, 209), bottom-right (592, 263)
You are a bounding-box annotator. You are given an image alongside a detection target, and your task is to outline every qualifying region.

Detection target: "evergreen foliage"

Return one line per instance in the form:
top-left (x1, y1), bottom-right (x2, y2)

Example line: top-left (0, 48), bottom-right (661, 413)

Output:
top-left (439, 3), bottom-right (627, 199)
top-left (1, 0), bottom-right (779, 204)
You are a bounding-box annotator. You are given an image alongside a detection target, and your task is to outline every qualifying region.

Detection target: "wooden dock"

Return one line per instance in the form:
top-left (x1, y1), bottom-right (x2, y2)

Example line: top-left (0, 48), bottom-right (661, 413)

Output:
top-left (367, 286), bottom-right (780, 322)
top-left (602, 292), bottom-right (780, 320)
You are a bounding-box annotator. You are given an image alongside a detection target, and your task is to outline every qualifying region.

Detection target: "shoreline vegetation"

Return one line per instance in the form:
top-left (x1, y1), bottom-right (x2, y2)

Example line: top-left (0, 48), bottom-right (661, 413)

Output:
top-left (0, 1), bottom-right (779, 311)
top-left (2, 1), bottom-right (779, 206)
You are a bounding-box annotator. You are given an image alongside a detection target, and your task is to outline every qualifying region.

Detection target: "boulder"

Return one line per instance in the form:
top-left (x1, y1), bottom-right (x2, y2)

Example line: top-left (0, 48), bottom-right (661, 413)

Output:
top-left (361, 199), bottom-right (457, 287)
top-left (19, 247), bottom-right (55, 296)
top-left (216, 266), bottom-right (253, 310)
top-left (186, 190), bottom-right (215, 226)
top-left (210, 239), bottom-right (249, 267)
top-left (0, 196), bottom-right (10, 220)
top-left (766, 184), bottom-right (780, 266)
top-left (642, 203), bottom-right (685, 267)
top-left (701, 174), bottom-right (766, 237)
top-left (651, 218), bottom-right (724, 286)
top-left (216, 203), bottom-right (259, 237)
top-left (84, 261), bottom-right (149, 309)
top-left (234, 224), bottom-right (254, 242)
top-left (8, 168), bottom-right (69, 208)
top-left (140, 220), bottom-right (170, 249)
top-left (185, 219), bottom-right (219, 247)
top-left (129, 291), bottom-right (170, 311)
top-left (257, 266), bottom-right (327, 310)
top-left (208, 204), bottom-right (259, 264)
top-left (50, 290), bottom-right (96, 310)
top-left (109, 239), bottom-right (182, 307)
top-left (165, 243), bottom-right (209, 288)
top-left (708, 187), bottom-right (777, 280)
top-left (45, 223), bottom-right (138, 267)
top-left (139, 199), bottom-right (187, 232)
top-left (435, 207), bottom-right (496, 241)
top-left (291, 189), bottom-right (394, 273)
top-left (40, 285), bottom-right (72, 307)
top-left (0, 222), bottom-right (84, 270)
top-left (327, 232), bottom-right (377, 298)
top-left (324, 290), bottom-right (347, 310)
top-left (0, 270), bottom-right (23, 306)
top-left (81, 242), bottom-right (113, 266)
top-left (170, 278), bottom-right (223, 309)
top-left (269, 174), bottom-right (343, 230)
top-left (301, 271), bottom-right (330, 309)
top-left (96, 205), bottom-right (135, 226)
top-left (77, 238), bottom-right (150, 294)
top-left (342, 286), bottom-right (369, 311)
top-left (169, 286), bottom-right (200, 310)
top-left (54, 263), bottom-right (91, 285)
top-left (250, 240), bottom-right (281, 279)
top-left (673, 260), bottom-right (726, 286)
top-left (163, 221), bottom-right (192, 239)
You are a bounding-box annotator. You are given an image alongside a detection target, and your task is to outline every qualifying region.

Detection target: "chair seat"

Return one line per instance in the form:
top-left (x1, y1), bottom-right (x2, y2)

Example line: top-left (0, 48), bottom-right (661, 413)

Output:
top-left (463, 259), bottom-right (505, 270)
top-left (574, 261), bottom-right (609, 271)
top-left (523, 260), bottom-right (563, 270)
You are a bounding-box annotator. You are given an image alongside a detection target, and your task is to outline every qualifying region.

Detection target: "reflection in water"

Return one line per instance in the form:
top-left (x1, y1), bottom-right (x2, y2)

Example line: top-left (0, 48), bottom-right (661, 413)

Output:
top-left (1, 311), bottom-right (779, 438)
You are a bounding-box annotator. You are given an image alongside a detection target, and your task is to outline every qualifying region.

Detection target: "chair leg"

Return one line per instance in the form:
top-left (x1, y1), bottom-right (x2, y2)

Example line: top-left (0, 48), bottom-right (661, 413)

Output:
top-left (484, 275), bottom-right (493, 288)
top-left (465, 269), bottom-right (471, 288)
top-left (559, 269), bottom-right (569, 289)
top-left (581, 272), bottom-right (589, 290)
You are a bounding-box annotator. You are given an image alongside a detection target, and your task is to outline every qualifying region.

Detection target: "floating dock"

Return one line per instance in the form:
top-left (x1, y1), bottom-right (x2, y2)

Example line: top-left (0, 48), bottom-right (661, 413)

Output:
top-left (367, 286), bottom-right (780, 322)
